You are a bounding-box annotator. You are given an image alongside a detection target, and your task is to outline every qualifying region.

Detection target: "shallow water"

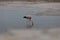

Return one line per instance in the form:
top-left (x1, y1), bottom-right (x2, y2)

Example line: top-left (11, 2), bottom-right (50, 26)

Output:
top-left (0, 6), bottom-right (60, 30)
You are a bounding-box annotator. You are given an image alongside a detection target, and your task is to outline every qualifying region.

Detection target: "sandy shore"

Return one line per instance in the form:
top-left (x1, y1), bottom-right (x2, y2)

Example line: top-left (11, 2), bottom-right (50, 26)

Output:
top-left (0, 28), bottom-right (60, 40)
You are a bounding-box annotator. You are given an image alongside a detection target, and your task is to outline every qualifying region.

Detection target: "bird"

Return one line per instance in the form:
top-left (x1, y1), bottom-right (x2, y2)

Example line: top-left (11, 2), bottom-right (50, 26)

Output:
top-left (23, 15), bottom-right (34, 28)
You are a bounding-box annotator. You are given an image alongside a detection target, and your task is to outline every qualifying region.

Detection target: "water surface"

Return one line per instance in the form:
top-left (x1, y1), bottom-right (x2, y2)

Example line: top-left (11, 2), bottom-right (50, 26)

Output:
top-left (0, 6), bottom-right (60, 29)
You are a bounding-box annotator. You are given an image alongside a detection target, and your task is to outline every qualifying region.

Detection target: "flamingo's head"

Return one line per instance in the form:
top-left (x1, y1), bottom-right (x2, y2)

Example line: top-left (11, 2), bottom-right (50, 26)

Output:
top-left (23, 15), bottom-right (32, 20)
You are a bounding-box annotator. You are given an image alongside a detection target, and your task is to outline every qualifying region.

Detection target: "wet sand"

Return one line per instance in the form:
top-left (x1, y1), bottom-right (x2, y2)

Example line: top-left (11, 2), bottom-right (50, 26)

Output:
top-left (0, 28), bottom-right (60, 40)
